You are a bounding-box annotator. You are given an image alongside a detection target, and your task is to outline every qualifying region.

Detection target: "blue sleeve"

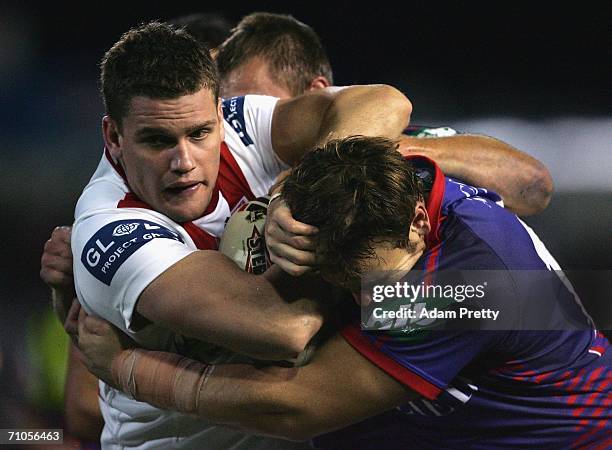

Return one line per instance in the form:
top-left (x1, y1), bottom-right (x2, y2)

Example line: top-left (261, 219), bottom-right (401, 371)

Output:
top-left (342, 324), bottom-right (501, 399)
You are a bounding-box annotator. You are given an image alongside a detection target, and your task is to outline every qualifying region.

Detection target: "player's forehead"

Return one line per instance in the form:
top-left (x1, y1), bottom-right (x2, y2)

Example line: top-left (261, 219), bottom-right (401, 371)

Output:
top-left (123, 87), bottom-right (219, 133)
top-left (320, 240), bottom-right (408, 282)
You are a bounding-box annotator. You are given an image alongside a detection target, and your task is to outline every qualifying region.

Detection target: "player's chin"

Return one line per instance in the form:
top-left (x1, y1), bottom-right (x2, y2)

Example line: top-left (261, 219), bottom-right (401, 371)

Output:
top-left (162, 188), bottom-right (211, 222)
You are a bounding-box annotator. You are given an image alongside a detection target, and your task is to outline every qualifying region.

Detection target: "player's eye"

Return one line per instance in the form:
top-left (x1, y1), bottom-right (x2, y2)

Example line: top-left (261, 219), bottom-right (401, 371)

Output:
top-left (190, 128), bottom-right (212, 141)
top-left (143, 135), bottom-right (174, 148)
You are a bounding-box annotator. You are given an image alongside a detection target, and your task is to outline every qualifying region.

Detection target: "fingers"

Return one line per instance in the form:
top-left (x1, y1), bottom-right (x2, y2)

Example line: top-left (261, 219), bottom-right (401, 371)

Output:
top-left (265, 200), bottom-right (319, 275)
top-left (40, 266), bottom-right (73, 288)
top-left (41, 226), bottom-right (74, 289)
top-left (54, 225), bottom-right (72, 242)
top-left (79, 309), bottom-right (111, 336)
top-left (268, 253), bottom-right (312, 277)
top-left (45, 226), bottom-right (73, 255)
top-left (41, 249), bottom-right (73, 270)
top-left (269, 201), bottom-right (318, 236)
top-left (266, 223), bottom-right (318, 251)
top-left (267, 241), bottom-right (316, 267)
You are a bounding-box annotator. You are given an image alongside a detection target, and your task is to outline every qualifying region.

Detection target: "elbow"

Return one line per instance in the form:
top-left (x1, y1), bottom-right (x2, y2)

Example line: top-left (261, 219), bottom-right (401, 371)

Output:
top-left (522, 162), bottom-right (554, 215)
top-left (377, 84), bottom-right (412, 129)
top-left (284, 315), bottom-right (323, 357)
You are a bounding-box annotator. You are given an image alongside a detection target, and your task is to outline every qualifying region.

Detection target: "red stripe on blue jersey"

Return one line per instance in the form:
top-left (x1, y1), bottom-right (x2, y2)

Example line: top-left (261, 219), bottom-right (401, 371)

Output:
top-left (342, 323), bottom-right (442, 400)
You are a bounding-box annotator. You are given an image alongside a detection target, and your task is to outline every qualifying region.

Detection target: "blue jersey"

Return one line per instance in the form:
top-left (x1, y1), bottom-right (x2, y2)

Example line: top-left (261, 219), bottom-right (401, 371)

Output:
top-left (315, 157), bottom-right (611, 449)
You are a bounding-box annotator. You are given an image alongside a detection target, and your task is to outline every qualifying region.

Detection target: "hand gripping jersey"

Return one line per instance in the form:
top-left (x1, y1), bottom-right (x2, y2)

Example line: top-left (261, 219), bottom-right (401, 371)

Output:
top-left (72, 96), bottom-right (308, 449)
top-left (315, 157), bottom-right (611, 449)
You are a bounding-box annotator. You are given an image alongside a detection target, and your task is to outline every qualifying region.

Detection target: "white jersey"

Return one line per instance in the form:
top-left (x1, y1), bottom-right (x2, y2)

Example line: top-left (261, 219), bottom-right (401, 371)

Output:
top-left (72, 95), bottom-right (307, 449)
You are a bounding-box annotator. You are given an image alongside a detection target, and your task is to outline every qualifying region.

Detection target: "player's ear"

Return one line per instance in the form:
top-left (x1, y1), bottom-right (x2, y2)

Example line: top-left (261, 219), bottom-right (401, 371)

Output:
top-left (217, 99), bottom-right (225, 141)
top-left (102, 116), bottom-right (123, 159)
top-left (410, 202), bottom-right (431, 239)
top-left (307, 76), bottom-right (331, 91)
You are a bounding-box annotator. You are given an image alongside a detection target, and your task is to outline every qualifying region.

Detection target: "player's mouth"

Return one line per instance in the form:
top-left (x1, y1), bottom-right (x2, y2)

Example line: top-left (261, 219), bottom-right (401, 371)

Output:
top-left (164, 181), bottom-right (203, 197)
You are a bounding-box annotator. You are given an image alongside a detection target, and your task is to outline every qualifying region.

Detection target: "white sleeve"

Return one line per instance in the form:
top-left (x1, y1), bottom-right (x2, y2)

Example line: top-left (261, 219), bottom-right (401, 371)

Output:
top-left (72, 210), bottom-right (196, 332)
top-left (222, 95), bottom-right (289, 198)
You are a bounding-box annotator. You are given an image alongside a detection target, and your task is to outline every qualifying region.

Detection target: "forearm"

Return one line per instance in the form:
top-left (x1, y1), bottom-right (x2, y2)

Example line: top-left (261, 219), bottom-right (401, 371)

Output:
top-left (399, 134), bottom-right (553, 215)
top-left (138, 252), bottom-right (323, 360)
top-left (110, 349), bottom-right (324, 440)
top-left (105, 332), bottom-right (413, 441)
top-left (317, 85), bottom-right (411, 145)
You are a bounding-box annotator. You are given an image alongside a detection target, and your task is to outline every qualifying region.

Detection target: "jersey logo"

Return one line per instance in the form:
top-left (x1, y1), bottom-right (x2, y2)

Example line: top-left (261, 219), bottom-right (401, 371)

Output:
top-left (112, 222), bottom-right (140, 236)
top-left (81, 219), bottom-right (184, 286)
top-left (222, 96), bottom-right (254, 147)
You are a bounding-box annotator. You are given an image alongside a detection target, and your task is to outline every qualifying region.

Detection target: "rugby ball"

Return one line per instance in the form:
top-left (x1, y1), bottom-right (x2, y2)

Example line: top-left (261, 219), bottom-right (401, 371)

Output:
top-left (219, 197), bottom-right (271, 274)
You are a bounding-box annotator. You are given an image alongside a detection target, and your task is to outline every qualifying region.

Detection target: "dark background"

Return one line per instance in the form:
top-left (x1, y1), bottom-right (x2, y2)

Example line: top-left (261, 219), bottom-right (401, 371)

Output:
top-left (1, 0), bottom-right (610, 433)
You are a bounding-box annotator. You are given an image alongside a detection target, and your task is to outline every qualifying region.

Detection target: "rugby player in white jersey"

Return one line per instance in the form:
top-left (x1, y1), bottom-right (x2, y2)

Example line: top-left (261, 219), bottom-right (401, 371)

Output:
top-left (59, 21), bottom-right (411, 449)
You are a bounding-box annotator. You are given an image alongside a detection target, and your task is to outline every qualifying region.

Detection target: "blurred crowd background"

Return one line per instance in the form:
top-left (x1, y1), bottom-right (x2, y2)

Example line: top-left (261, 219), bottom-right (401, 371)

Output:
top-left (1, 1), bottom-right (610, 441)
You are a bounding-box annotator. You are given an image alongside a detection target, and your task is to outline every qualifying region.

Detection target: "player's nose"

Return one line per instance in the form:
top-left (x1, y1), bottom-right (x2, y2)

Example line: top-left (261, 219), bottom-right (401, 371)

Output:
top-left (170, 141), bottom-right (196, 173)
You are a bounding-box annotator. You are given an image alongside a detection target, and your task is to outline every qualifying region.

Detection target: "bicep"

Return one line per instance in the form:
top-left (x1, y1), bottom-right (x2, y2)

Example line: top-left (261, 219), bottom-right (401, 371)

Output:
top-left (135, 250), bottom-right (249, 334)
top-left (135, 250), bottom-right (316, 359)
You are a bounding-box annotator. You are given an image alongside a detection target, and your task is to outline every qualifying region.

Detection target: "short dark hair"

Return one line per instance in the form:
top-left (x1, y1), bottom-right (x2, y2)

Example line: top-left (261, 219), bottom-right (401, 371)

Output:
top-left (282, 136), bottom-right (423, 281)
top-left (216, 12), bottom-right (333, 96)
top-left (100, 21), bottom-right (219, 126)
top-left (168, 12), bottom-right (233, 49)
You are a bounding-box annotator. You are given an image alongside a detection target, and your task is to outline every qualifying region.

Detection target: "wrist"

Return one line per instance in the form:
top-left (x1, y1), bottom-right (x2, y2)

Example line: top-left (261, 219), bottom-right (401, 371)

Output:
top-left (111, 348), bottom-right (137, 395)
top-left (110, 348), bottom-right (215, 415)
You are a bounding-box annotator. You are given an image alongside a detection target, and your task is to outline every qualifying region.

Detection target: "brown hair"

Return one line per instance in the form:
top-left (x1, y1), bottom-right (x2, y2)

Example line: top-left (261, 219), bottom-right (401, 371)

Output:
top-left (216, 12), bottom-right (333, 97)
top-left (282, 136), bottom-right (423, 281)
top-left (100, 21), bottom-right (219, 127)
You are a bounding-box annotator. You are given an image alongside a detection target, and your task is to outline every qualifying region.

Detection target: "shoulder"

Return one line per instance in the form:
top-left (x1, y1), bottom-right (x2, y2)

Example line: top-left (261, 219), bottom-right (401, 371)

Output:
top-left (72, 210), bottom-right (190, 280)
top-left (221, 95), bottom-right (279, 116)
top-left (75, 152), bottom-right (129, 219)
top-left (221, 96), bottom-right (281, 161)
top-left (439, 181), bottom-right (549, 270)
top-left (222, 96), bottom-right (280, 128)
top-left (72, 210), bottom-right (194, 324)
